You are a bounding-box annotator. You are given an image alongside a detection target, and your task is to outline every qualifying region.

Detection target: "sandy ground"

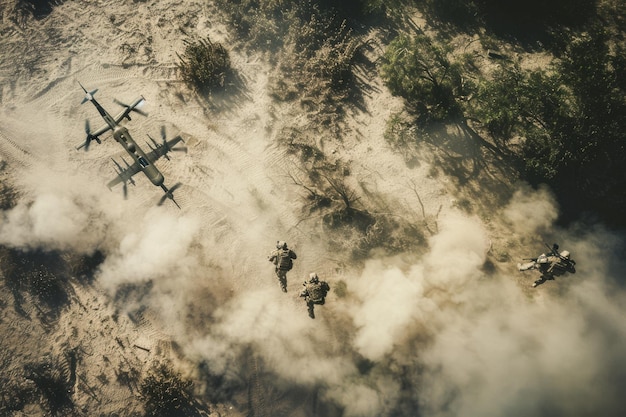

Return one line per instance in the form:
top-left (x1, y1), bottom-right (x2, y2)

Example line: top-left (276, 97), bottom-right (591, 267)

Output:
top-left (0, 1), bottom-right (451, 414)
top-left (1, 1), bottom-right (626, 417)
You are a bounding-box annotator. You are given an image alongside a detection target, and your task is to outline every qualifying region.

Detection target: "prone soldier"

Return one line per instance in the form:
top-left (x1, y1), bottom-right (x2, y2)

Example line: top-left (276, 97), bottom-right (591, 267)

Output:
top-left (518, 243), bottom-right (576, 287)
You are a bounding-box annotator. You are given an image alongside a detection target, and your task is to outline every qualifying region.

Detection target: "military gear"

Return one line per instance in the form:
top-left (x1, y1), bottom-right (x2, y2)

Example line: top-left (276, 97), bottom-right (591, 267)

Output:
top-left (278, 250), bottom-right (293, 271)
top-left (300, 275), bottom-right (330, 319)
top-left (269, 247), bottom-right (297, 271)
top-left (519, 243), bottom-right (576, 287)
top-left (268, 242), bottom-right (297, 292)
top-left (551, 243), bottom-right (559, 254)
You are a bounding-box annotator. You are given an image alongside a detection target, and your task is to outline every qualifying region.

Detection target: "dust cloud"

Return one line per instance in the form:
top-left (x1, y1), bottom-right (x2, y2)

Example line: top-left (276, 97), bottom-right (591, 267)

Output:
top-left (0, 1), bottom-right (624, 413)
top-left (502, 183), bottom-right (559, 236)
top-left (2, 152), bottom-right (625, 416)
top-left (174, 191), bottom-right (625, 417)
top-left (0, 169), bottom-right (113, 252)
top-left (103, 192), bottom-right (625, 415)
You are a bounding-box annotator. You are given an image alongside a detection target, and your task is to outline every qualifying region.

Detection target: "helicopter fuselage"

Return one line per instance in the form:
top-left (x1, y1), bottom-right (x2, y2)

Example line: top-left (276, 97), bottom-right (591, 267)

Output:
top-left (112, 125), bottom-right (164, 187)
top-left (88, 94), bottom-right (165, 187)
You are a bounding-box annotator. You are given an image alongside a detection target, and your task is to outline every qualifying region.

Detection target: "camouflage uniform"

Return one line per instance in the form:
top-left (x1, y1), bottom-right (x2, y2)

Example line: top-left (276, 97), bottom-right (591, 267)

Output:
top-left (268, 241), bottom-right (297, 292)
top-left (518, 246), bottom-right (576, 287)
top-left (300, 273), bottom-right (330, 319)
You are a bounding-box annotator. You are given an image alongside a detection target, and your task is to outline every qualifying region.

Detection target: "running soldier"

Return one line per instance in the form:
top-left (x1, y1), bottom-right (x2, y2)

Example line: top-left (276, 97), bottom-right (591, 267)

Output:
top-left (268, 241), bottom-right (297, 292)
top-left (300, 272), bottom-right (330, 319)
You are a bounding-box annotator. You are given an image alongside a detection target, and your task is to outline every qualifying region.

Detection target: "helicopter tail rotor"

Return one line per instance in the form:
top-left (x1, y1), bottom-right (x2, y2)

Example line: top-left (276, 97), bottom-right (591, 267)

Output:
top-left (158, 183), bottom-right (182, 209)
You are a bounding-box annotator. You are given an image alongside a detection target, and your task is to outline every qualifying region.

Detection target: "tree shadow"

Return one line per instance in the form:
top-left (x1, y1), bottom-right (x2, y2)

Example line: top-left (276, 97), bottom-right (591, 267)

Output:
top-left (22, 0), bottom-right (65, 19)
top-left (418, 120), bottom-right (520, 215)
top-left (0, 246), bottom-right (105, 323)
top-left (24, 355), bottom-right (75, 416)
top-left (235, 348), bottom-right (344, 417)
top-left (0, 247), bottom-right (70, 323)
top-left (201, 68), bottom-right (250, 115)
top-left (418, 0), bottom-right (598, 53)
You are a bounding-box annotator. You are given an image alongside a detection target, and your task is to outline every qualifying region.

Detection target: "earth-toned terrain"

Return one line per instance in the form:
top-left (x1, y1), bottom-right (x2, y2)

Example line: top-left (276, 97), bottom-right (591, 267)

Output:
top-left (1, 1), bottom-right (625, 416)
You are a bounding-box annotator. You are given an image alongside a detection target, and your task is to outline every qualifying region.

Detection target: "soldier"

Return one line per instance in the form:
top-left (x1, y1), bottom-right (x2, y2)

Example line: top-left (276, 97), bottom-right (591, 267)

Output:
top-left (518, 243), bottom-right (576, 287)
top-left (268, 241), bottom-right (297, 292)
top-left (300, 272), bottom-right (330, 319)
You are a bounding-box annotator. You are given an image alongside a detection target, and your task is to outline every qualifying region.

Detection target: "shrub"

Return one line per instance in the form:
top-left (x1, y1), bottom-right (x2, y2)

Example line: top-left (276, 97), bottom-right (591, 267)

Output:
top-left (274, 3), bottom-right (362, 106)
top-left (178, 37), bottom-right (231, 93)
top-left (140, 363), bottom-right (201, 417)
top-left (380, 34), bottom-right (464, 122)
top-left (216, 0), bottom-right (362, 119)
top-left (383, 112), bottom-right (419, 151)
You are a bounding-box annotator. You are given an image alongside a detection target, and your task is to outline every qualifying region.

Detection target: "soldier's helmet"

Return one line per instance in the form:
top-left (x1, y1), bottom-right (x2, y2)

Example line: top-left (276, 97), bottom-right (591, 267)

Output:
top-left (309, 272), bottom-right (319, 283)
top-left (560, 250), bottom-right (570, 259)
top-left (276, 241), bottom-right (288, 249)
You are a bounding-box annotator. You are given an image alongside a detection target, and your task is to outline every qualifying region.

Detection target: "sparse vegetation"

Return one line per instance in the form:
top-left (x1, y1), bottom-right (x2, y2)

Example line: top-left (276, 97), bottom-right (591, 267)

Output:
top-left (215, 0), bottom-right (364, 124)
top-left (383, 112), bottom-right (420, 154)
top-left (277, 9), bottom-right (362, 100)
top-left (287, 156), bottom-right (427, 259)
top-left (177, 37), bottom-right (232, 94)
top-left (0, 179), bottom-right (18, 210)
top-left (140, 363), bottom-right (205, 417)
top-left (0, 247), bottom-right (71, 322)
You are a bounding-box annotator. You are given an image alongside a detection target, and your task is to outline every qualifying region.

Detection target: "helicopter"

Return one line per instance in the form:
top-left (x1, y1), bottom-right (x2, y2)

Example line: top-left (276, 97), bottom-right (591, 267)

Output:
top-left (76, 82), bottom-right (186, 208)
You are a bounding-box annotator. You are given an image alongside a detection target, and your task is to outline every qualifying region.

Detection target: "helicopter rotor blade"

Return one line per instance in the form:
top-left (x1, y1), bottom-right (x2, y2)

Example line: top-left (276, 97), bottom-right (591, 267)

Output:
top-left (114, 98), bottom-right (148, 117)
top-left (84, 120), bottom-right (91, 150)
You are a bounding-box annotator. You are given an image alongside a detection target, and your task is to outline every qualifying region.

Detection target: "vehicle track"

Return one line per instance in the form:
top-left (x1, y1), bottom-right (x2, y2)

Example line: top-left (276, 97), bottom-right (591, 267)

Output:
top-left (0, 128), bottom-right (35, 168)
top-left (247, 352), bottom-right (267, 417)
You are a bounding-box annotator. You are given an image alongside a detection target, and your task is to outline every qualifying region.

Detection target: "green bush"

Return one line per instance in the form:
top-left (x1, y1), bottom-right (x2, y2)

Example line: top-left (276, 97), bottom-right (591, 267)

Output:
top-left (383, 112), bottom-right (418, 151)
top-left (463, 25), bottom-right (626, 224)
top-left (178, 37), bottom-right (231, 93)
top-left (380, 34), bottom-right (464, 122)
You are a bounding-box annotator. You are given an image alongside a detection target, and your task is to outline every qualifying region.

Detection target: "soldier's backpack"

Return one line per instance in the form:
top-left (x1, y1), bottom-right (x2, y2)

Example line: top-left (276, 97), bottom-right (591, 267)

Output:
top-left (307, 281), bottom-right (329, 303)
top-left (278, 249), bottom-right (293, 271)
